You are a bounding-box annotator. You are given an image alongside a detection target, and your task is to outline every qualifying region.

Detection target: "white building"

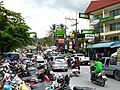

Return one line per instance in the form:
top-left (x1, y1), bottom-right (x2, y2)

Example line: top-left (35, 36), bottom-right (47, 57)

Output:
top-left (85, 0), bottom-right (120, 42)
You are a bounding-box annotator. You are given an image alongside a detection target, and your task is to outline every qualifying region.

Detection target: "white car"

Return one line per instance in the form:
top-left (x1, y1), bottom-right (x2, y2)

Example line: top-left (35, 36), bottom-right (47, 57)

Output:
top-left (50, 56), bottom-right (68, 71)
top-left (36, 55), bottom-right (45, 65)
top-left (73, 53), bottom-right (90, 65)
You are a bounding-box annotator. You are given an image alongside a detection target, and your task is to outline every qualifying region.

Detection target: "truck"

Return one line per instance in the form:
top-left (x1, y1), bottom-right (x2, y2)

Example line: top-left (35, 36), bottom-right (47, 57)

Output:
top-left (100, 57), bottom-right (120, 81)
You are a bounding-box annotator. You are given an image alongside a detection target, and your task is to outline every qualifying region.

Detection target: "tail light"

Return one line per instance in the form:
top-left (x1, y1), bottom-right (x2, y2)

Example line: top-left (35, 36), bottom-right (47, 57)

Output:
top-left (51, 61), bottom-right (55, 64)
top-left (80, 58), bottom-right (81, 60)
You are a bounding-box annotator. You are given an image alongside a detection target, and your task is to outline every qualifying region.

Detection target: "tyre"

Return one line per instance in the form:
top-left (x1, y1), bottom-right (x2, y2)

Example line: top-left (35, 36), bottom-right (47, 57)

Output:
top-left (100, 79), bottom-right (105, 87)
top-left (0, 72), bottom-right (4, 81)
top-left (114, 71), bottom-right (120, 81)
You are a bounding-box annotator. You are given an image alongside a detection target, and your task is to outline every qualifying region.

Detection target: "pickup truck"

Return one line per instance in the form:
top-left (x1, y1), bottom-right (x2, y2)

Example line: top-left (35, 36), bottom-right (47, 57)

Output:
top-left (100, 57), bottom-right (120, 81)
top-left (73, 53), bottom-right (90, 65)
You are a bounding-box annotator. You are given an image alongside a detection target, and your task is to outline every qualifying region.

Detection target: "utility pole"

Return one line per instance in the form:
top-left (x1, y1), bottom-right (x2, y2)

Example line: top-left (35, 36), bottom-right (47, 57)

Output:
top-left (65, 12), bottom-right (79, 50)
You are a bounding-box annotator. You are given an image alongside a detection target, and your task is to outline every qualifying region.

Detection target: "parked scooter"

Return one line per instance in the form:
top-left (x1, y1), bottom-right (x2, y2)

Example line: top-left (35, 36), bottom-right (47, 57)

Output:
top-left (91, 71), bottom-right (107, 87)
top-left (55, 73), bottom-right (70, 90)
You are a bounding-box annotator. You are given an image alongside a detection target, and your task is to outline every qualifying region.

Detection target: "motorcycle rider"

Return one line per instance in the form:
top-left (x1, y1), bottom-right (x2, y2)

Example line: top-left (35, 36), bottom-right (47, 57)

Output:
top-left (90, 57), bottom-right (103, 80)
top-left (67, 56), bottom-right (72, 69)
top-left (72, 57), bottom-right (80, 71)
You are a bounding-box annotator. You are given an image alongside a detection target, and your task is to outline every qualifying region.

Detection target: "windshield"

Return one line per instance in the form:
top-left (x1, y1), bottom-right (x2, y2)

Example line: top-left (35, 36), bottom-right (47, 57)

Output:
top-left (55, 57), bottom-right (65, 62)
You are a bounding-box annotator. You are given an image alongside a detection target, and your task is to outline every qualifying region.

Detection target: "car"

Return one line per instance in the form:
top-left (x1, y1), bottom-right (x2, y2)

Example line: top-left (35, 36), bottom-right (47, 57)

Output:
top-left (100, 57), bottom-right (120, 81)
top-left (50, 56), bottom-right (68, 71)
top-left (2, 52), bottom-right (20, 62)
top-left (73, 53), bottom-right (90, 65)
top-left (36, 55), bottom-right (45, 65)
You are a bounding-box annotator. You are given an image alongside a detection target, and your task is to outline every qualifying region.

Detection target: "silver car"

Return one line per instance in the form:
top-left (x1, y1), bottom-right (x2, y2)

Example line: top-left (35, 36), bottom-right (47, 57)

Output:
top-left (50, 56), bottom-right (68, 71)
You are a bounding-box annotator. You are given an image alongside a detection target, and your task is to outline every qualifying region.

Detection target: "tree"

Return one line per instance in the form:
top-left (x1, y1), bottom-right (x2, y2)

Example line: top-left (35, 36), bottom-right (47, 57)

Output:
top-left (49, 24), bottom-right (56, 45)
top-left (0, 4), bottom-right (33, 54)
top-left (42, 36), bottom-right (52, 46)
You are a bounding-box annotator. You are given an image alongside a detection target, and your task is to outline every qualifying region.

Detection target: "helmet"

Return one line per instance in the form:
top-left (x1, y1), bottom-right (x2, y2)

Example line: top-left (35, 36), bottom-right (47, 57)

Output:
top-left (37, 64), bottom-right (42, 69)
top-left (57, 76), bottom-right (64, 83)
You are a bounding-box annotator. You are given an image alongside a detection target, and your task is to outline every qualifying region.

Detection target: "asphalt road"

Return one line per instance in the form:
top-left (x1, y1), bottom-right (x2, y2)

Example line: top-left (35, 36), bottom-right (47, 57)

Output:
top-left (54, 66), bottom-right (120, 90)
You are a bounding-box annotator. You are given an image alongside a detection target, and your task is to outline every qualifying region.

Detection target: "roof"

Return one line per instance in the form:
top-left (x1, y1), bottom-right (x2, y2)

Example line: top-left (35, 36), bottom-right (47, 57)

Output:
top-left (91, 41), bottom-right (120, 48)
top-left (85, 0), bottom-right (120, 14)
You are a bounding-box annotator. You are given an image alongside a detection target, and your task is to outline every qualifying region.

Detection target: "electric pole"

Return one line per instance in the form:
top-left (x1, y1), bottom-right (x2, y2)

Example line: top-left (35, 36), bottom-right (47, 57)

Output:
top-left (65, 12), bottom-right (79, 50)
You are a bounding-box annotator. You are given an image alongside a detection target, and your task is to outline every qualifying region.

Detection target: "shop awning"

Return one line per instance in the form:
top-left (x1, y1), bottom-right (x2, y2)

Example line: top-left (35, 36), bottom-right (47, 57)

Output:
top-left (91, 41), bottom-right (120, 48)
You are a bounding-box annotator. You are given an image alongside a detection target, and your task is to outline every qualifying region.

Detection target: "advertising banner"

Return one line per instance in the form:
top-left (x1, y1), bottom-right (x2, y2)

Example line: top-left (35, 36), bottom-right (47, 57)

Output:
top-left (56, 30), bottom-right (65, 35)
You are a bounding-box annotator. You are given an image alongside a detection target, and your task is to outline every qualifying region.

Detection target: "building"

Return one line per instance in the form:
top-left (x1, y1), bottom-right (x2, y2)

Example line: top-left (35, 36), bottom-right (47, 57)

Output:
top-left (85, 0), bottom-right (120, 42)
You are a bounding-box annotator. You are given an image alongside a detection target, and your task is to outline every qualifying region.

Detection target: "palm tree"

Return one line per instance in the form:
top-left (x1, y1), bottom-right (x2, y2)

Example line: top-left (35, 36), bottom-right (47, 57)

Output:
top-left (49, 24), bottom-right (56, 46)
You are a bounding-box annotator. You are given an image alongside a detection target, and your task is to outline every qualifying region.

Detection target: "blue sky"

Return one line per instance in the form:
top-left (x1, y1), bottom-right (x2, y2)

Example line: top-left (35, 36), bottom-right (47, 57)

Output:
top-left (3, 0), bottom-right (91, 38)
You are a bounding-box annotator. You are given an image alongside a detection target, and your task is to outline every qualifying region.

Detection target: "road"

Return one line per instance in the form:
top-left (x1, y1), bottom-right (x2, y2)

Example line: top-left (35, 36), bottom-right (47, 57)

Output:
top-left (54, 66), bottom-right (120, 90)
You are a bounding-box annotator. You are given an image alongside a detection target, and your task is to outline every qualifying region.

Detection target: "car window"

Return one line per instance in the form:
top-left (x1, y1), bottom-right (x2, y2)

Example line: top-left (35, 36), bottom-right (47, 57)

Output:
top-left (55, 57), bottom-right (65, 62)
top-left (105, 59), bottom-right (110, 66)
top-left (100, 58), bottom-right (105, 64)
top-left (110, 58), bottom-right (117, 65)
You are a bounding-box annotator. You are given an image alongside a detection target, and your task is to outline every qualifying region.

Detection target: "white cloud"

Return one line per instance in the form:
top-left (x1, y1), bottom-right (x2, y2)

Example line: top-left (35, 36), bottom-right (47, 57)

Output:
top-left (3, 0), bottom-right (91, 38)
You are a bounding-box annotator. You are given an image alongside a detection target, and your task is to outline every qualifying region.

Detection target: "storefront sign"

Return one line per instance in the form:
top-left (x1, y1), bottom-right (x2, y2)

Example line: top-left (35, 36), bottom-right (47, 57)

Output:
top-left (100, 16), bottom-right (114, 23)
top-left (81, 29), bottom-right (94, 34)
top-left (56, 30), bottom-right (65, 35)
top-left (85, 34), bottom-right (94, 39)
top-left (79, 13), bottom-right (90, 19)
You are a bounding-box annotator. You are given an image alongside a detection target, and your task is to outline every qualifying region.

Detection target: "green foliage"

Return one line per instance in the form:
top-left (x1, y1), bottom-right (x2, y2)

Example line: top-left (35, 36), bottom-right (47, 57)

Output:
top-left (0, 5), bottom-right (33, 53)
top-left (42, 36), bottom-right (52, 46)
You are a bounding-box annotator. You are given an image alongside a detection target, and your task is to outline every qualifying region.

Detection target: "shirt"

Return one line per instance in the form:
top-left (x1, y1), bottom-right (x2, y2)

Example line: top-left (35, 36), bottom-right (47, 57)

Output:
top-left (94, 61), bottom-right (102, 73)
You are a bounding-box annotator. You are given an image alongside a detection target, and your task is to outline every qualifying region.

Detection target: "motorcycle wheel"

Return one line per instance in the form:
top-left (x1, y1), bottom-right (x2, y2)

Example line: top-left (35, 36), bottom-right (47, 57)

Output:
top-left (100, 79), bottom-right (105, 87)
top-left (0, 72), bottom-right (4, 81)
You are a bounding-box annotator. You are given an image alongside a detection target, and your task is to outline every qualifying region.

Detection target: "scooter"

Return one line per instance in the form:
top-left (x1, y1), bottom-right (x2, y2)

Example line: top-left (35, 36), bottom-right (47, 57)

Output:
top-left (70, 65), bottom-right (80, 77)
top-left (55, 74), bottom-right (70, 90)
top-left (91, 71), bottom-right (107, 87)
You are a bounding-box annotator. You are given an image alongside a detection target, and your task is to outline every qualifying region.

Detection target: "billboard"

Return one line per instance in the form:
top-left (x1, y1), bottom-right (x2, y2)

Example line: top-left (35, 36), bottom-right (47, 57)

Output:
top-left (56, 30), bottom-right (65, 35)
top-left (58, 39), bottom-right (64, 44)
top-left (81, 29), bottom-right (94, 34)
top-left (79, 13), bottom-right (90, 19)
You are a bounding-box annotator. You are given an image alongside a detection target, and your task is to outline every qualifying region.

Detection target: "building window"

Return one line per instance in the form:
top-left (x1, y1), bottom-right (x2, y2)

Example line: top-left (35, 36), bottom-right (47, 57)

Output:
top-left (110, 36), bottom-right (119, 41)
top-left (94, 24), bottom-right (103, 33)
top-left (109, 8), bottom-right (120, 16)
top-left (117, 22), bottom-right (120, 30)
top-left (95, 14), bottom-right (103, 19)
top-left (110, 22), bottom-right (120, 31)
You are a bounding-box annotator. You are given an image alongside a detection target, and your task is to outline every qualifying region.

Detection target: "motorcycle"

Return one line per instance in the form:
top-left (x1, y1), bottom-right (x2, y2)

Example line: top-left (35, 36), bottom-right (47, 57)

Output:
top-left (70, 63), bottom-right (80, 77)
top-left (91, 71), bottom-right (107, 87)
top-left (70, 67), bottom-right (80, 77)
top-left (55, 74), bottom-right (70, 90)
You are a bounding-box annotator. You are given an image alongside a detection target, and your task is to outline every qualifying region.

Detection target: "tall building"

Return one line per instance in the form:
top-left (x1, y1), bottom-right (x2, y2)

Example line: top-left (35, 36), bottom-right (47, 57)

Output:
top-left (85, 0), bottom-right (120, 42)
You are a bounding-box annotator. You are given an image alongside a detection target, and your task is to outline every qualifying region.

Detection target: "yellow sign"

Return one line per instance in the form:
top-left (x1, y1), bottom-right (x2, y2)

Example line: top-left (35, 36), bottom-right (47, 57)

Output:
top-left (58, 39), bottom-right (64, 42)
top-left (70, 34), bottom-right (74, 38)
top-left (69, 48), bottom-right (73, 51)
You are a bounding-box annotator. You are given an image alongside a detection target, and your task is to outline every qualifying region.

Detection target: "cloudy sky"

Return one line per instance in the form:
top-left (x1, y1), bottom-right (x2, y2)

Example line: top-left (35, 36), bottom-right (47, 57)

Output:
top-left (3, 0), bottom-right (91, 38)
